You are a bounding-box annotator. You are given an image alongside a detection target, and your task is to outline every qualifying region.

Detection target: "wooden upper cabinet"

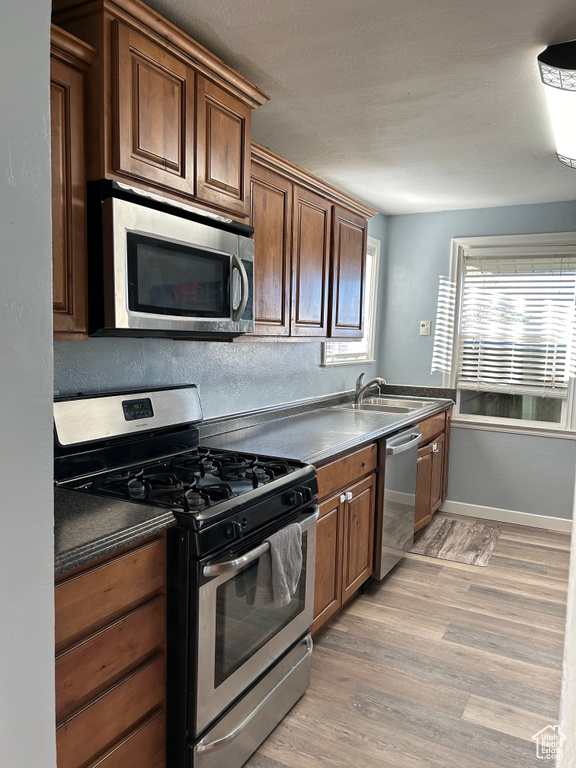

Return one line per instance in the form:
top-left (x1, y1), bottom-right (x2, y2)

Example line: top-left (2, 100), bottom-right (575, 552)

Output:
top-left (330, 205), bottom-right (367, 338)
top-left (52, 0), bottom-right (268, 219)
top-left (195, 76), bottom-right (251, 217)
top-left (250, 164), bottom-right (292, 335)
top-left (292, 186), bottom-right (331, 337)
top-left (247, 145), bottom-right (376, 341)
top-left (115, 23), bottom-right (195, 195)
top-left (51, 26), bottom-right (94, 340)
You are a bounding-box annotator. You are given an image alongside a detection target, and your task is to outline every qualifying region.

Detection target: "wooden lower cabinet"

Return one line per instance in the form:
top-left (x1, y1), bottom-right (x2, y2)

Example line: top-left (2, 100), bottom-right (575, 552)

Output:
top-left (55, 535), bottom-right (167, 768)
top-left (312, 444), bottom-right (377, 635)
top-left (341, 474), bottom-right (376, 601)
top-left (313, 494), bottom-right (342, 630)
top-left (414, 410), bottom-right (451, 533)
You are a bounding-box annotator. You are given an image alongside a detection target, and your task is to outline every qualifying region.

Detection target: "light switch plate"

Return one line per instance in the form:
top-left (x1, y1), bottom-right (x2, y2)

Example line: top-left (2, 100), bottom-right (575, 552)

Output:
top-left (420, 320), bottom-right (431, 336)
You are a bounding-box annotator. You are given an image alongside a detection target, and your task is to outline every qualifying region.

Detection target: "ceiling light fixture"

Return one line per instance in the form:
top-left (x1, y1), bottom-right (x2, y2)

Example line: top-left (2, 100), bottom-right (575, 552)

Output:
top-left (538, 41), bottom-right (576, 168)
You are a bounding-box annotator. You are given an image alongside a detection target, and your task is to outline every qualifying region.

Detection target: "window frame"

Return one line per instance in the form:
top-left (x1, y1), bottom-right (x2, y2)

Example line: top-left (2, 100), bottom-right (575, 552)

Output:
top-left (322, 235), bottom-right (381, 366)
top-left (443, 232), bottom-right (576, 437)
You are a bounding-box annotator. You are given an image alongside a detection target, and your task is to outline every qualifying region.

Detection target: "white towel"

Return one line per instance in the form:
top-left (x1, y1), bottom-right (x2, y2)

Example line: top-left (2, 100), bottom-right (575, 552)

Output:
top-left (254, 523), bottom-right (302, 608)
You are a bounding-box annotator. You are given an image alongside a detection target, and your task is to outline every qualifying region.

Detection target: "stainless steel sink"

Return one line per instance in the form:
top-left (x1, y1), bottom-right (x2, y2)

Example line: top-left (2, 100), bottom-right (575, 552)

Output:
top-left (363, 397), bottom-right (429, 409)
top-left (340, 403), bottom-right (413, 413)
top-left (335, 396), bottom-right (432, 414)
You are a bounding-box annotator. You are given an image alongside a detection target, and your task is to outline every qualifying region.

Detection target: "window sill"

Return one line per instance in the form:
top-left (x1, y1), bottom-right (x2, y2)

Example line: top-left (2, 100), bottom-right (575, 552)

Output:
top-left (321, 357), bottom-right (376, 367)
top-left (451, 417), bottom-right (576, 440)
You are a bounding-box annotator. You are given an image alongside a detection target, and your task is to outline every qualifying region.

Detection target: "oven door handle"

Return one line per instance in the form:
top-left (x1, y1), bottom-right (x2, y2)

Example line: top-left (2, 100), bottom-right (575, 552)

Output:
top-left (195, 634), bottom-right (313, 755)
top-left (202, 506), bottom-right (319, 578)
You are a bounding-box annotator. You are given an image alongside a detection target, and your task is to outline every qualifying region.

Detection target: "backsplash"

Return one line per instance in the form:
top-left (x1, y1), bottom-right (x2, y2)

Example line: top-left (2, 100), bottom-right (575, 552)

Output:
top-left (53, 337), bottom-right (380, 419)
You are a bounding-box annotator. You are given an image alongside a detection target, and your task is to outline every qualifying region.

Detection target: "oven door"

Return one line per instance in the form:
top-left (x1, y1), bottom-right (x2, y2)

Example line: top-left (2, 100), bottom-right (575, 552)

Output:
top-left (102, 196), bottom-right (254, 335)
top-left (194, 506), bottom-right (318, 736)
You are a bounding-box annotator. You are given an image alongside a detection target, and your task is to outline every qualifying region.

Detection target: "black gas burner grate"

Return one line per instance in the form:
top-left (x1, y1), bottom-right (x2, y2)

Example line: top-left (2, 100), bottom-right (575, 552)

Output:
top-left (71, 447), bottom-right (296, 516)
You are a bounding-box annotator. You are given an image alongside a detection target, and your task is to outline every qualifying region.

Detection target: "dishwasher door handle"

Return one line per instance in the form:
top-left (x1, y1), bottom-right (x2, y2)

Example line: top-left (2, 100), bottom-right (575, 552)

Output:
top-left (386, 431), bottom-right (422, 455)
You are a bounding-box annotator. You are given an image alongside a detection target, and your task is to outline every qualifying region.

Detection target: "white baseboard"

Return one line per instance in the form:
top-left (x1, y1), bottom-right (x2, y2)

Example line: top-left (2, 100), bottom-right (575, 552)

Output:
top-left (440, 499), bottom-right (572, 532)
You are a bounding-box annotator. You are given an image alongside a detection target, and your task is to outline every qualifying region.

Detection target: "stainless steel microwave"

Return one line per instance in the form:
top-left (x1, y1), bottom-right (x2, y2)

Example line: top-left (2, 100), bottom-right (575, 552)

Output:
top-left (88, 181), bottom-right (254, 339)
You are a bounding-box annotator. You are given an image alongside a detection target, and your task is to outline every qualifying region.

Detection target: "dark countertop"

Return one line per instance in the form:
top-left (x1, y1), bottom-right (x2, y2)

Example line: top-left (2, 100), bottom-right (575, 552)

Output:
top-left (202, 398), bottom-right (453, 464)
top-left (54, 389), bottom-right (453, 577)
top-left (54, 487), bottom-right (176, 577)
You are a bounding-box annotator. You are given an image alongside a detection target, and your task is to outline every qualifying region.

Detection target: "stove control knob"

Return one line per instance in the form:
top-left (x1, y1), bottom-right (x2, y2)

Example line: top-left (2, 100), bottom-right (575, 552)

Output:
top-left (288, 489), bottom-right (304, 506)
top-left (225, 521), bottom-right (244, 540)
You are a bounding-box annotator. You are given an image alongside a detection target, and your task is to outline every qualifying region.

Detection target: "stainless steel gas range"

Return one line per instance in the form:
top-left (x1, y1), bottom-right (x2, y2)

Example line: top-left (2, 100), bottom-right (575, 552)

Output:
top-left (53, 385), bottom-right (318, 768)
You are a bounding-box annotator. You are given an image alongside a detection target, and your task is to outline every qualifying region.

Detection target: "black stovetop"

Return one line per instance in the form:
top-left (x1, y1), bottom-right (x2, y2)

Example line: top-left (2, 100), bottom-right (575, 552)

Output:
top-left (62, 447), bottom-right (297, 514)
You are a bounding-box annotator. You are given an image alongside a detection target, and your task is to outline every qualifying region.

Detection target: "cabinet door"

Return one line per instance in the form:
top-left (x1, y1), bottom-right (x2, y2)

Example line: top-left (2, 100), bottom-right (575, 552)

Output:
top-left (312, 493), bottom-right (342, 635)
top-left (196, 76), bottom-right (251, 216)
top-left (415, 443), bottom-right (433, 533)
top-left (442, 409), bottom-right (452, 502)
top-left (341, 473), bottom-right (375, 602)
top-left (430, 432), bottom-right (445, 516)
top-left (329, 205), bottom-right (367, 338)
top-left (51, 55), bottom-right (88, 339)
top-left (115, 23), bottom-right (195, 195)
top-left (250, 165), bottom-right (292, 335)
top-left (291, 186), bottom-right (331, 336)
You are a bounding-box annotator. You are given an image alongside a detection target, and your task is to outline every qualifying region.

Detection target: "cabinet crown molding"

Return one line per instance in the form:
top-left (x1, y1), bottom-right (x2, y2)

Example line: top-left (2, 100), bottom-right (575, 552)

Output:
top-left (52, 0), bottom-right (270, 108)
top-left (51, 23), bottom-right (96, 65)
top-left (251, 143), bottom-right (378, 220)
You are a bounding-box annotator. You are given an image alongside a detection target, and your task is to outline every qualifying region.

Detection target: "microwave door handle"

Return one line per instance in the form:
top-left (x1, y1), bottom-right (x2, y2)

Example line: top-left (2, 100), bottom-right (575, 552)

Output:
top-left (231, 254), bottom-right (249, 322)
top-left (202, 506), bottom-right (319, 578)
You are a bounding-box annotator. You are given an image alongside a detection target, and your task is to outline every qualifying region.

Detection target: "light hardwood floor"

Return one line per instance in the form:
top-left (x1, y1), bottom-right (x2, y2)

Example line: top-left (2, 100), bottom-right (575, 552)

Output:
top-left (246, 513), bottom-right (571, 768)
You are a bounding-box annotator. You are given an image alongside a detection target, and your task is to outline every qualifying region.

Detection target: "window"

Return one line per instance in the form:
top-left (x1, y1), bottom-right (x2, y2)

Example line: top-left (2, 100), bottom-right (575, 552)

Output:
top-left (323, 236), bottom-right (380, 365)
top-left (432, 233), bottom-right (576, 434)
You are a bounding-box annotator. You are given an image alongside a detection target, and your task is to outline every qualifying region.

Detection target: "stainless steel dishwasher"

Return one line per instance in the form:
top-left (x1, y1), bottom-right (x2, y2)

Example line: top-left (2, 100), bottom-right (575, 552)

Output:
top-left (375, 428), bottom-right (422, 579)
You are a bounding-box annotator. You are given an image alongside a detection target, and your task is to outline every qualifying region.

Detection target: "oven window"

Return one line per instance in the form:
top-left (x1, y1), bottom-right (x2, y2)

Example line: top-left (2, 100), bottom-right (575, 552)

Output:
top-left (214, 535), bottom-right (308, 687)
top-left (127, 233), bottom-right (230, 318)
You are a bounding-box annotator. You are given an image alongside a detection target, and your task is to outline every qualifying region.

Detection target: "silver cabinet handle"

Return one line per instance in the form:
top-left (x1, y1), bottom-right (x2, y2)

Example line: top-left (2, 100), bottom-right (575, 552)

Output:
top-left (346, 491), bottom-right (353, 501)
top-left (195, 634), bottom-right (313, 755)
top-left (202, 506), bottom-right (319, 578)
top-left (231, 254), bottom-right (249, 322)
top-left (386, 431), bottom-right (422, 455)
top-left (340, 494), bottom-right (346, 503)
top-left (432, 442), bottom-right (439, 453)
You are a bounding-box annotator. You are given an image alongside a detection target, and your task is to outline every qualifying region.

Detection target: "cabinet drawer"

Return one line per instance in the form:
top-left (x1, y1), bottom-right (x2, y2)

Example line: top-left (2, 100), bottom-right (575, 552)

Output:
top-left (56, 597), bottom-right (166, 721)
top-left (90, 710), bottom-right (166, 768)
top-left (418, 412), bottom-right (446, 446)
top-left (316, 443), bottom-right (377, 500)
top-left (56, 655), bottom-right (165, 768)
top-left (55, 538), bottom-right (166, 651)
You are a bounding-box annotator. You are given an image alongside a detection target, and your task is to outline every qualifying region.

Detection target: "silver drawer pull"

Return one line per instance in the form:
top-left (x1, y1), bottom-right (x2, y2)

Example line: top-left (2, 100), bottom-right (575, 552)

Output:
top-left (195, 634), bottom-right (313, 754)
top-left (202, 506), bottom-right (319, 578)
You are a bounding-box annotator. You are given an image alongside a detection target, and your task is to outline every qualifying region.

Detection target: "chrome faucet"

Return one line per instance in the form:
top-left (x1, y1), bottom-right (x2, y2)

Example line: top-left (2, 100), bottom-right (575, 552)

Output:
top-left (354, 373), bottom-right (387, 405)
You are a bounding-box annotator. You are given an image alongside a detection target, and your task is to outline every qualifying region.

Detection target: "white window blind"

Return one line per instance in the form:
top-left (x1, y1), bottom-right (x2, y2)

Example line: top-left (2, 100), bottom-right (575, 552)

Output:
top-left (440, 254), bottom-right (576, 397)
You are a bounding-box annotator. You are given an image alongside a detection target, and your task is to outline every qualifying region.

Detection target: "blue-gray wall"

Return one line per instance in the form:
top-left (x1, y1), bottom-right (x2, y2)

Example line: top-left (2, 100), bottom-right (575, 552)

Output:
top-left (54, 215), bottom-right (387, 418)
top-left (381, 200), bottom-right (576, 519)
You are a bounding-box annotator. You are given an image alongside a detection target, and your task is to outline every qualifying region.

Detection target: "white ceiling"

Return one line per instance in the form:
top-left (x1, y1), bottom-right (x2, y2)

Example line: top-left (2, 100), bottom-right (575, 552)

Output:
top-left (148, 0), bottom-right (576, 215)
